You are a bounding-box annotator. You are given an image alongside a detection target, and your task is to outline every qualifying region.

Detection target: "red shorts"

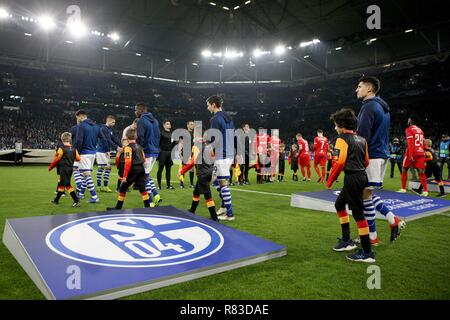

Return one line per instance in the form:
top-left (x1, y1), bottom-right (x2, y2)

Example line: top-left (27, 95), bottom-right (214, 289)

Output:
top-left (403, 155), bottom-right (425, 170)
top-left (314, 154), bottom-right (327, 167)
top-left (299, 154), bottom-right (311, 167)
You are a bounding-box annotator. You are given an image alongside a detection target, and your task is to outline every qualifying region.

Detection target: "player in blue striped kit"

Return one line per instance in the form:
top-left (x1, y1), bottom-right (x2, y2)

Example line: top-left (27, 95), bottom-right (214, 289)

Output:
top-left (135, 102), bottom-right (162, 207)
top-left (74, 110), bottom-right (107, 203)
top-left (96, 115), bottom-right (122, 193)
top-left (207, 95), bottom-right (236, 221)
top-left (71, 120), bottom-right (85, 195)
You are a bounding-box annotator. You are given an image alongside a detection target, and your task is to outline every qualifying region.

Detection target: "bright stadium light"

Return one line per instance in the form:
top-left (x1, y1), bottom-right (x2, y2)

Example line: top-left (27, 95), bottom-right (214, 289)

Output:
top-left (225, 49), bottom-right (242, 59)
top-left (110, 32), bottom-right (120, 42)
top-left (24, 33), bottom-right (32, 37)
top-left (405, 29), bottom-right (413, 33)
top-left (38, 15), bottom-right (56, 31)
top-left (201, 49), bottom-right (212, 58)
top-left (209, 2), bottom-right (217, 6)
top-left (274, 45), bottom-right (286, 55)
top-left (213, 52), bottom-right (223, 57)
top-left (300, 39), bottom-right (320, 48)
top-left (253, 48), bottom-right (262, 58)
top-left (0, 8), bottom-right (9, 19)
top-left (67, 21), bottom-right (88, 38)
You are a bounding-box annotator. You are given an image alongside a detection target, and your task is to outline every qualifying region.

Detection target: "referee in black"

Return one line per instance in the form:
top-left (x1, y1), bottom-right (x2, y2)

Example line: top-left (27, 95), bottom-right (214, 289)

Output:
top-left (157, 120), bottom-right (175, 190)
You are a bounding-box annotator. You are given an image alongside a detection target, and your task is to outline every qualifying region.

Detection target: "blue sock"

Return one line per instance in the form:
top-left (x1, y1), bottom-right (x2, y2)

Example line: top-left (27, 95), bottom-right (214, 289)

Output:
top-left (103, 168), bottom-right (111, 187)
top-left (96, 166), bottom-right (104, 187)
top-left (85, 175), bottom-right (97, 198)
top-left (221, 186), bottom-right (233, 216)
top-left (372, 195), bottom-right (395, 224)
top-left (363, 199), bottom-right (377, 240)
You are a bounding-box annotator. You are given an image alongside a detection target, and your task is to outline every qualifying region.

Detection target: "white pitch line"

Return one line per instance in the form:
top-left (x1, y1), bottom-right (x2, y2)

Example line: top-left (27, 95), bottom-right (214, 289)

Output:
top-left (229, 188), bottom-right (291, 198)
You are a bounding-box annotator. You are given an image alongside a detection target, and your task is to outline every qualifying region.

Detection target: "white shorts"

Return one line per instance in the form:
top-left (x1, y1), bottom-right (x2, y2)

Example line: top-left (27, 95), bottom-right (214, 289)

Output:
top-left (79, 154), bottom-right (96, 172)
top-left (144, 157), bottom-right (157, 175)
top-left (365, 158), bottom-right (388, 189)
top-left (213, 158), bottom-right (234, 180)
top-left (73, 161), bottom-right (80, 170)
top-left (96, 152), bottom-right (111, 167)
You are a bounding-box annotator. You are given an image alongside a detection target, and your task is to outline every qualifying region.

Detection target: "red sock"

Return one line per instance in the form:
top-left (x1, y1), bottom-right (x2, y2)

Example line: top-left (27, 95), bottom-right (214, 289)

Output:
top-left (314, 166), bottom-right (321, 178)
top-left (301, 166), bottom-right (306, 177)
top-left (307, 167), bottom-right (311, 179)
top-left (401, 172), bottom-right (408, 189)
top-left (419, 173), bottom-right (428, 192)
top-left (321, 167), bottom-right (326, 179)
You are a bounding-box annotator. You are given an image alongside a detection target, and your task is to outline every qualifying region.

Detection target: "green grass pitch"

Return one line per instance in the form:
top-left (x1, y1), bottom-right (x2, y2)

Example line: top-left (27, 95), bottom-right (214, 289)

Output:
top-left (0, 163), bottom-right (449, 300)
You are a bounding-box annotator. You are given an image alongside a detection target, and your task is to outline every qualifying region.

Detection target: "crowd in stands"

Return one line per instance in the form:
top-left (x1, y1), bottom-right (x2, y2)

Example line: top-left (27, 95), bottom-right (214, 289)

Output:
top-left (0, 59), bottom-right (449, 151)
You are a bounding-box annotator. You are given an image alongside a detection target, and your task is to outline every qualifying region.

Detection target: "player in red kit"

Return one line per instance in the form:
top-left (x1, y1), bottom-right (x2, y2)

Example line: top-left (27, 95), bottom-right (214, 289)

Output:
top-left (296, 133), bottom-right (311, 181)
top-left (398, 115), bottom-right (428, 196)
top-left (313, 129), bottom-right (329, 183)
top-left (255, 129), bottom-right (271, 184)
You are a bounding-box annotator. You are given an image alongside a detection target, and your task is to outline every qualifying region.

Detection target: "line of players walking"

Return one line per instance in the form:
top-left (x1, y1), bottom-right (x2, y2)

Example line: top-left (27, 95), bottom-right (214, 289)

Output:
top-left (47, 77), bottom-right (448, 263)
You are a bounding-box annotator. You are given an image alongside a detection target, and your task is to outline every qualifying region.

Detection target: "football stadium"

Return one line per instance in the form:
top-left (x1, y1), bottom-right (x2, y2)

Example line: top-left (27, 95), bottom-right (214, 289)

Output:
top-left (0, 0), bottom-right (449, 304)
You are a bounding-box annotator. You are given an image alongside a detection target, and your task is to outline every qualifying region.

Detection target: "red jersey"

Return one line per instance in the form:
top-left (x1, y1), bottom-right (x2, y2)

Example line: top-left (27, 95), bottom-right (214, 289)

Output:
top-left (313, 136), bottom-right (329, 156)
top-left (405, 125), bottom-right (425, 157)
top-left (256, 133), bottom-right (271, 155)
top-left (271, 136), bottom-right (281, 153)
top-left (297, 138), bottom-right (310, 156)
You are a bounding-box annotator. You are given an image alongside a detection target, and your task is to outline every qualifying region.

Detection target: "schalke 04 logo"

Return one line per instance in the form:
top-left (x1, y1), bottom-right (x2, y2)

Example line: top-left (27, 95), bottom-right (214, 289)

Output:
top-left (46, 214), bottom-right (224, 268)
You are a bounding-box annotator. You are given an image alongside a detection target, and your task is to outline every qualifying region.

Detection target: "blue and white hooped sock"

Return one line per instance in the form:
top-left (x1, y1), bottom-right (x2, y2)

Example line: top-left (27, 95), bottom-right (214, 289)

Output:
top-left (363, 199), bottom-right (377, 240)
top-left (85, 175), bottom-right (98, 198)
top-left (372, 195), bottom-right (396, 225)
top-left (103, 167), bottom-right (111, 187)
top-left (221, 185), bottom-right (233, 216)
top-left (96, 166), bottom-right (105, 187)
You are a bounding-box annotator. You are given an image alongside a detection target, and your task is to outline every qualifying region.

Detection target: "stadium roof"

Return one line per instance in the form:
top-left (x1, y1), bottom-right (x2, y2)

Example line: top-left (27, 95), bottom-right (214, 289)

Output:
top-left (1, 0), bottom-right (449, 82)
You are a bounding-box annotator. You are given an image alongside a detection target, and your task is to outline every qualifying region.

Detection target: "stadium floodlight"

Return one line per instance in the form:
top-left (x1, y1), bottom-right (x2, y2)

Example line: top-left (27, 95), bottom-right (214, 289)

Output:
top-left (274, 45), bottom-right (286, 56)
top-left (222, 6), bottom-right (229, 10)
top-left (38, 15), bottom-right (56, 31)
top-left (192, 62), bottom-right (199, 66)
top-left (225, 49), bottom-right (242, 59)
top-left (65, 40), bottom-right (73, 44)
top-left (287, 46), bottom-right (293, 50)
top-left (213, 52), bottom-right (223, 57)
top-left (136, 53), bottom-right (142, 56)
top-left (303, 55), bottom-right (310, 59)
top-left (209, 2), bottom-right (217, 6)
top-left (405, 29), bottom-right (413, 33)
top-left (234, 6), bottom-right (240, 10)
top-left (102, 47), bottom-right (110, 51)
top-left (67, 21), bottom-right (88, 38)
top-left (165, 58), bottom-right (171, 62)
top-left (370, 38), bottom-right (377, 42)
top-left (24, 33), bottom-right (32, 37)
top-left (253, 48), bottom-right (262, 58)
top-left (279, 60), bottom-right (285, 63)
top-left (300, 39), bottom-right (320, 47)
top-left (335, 47), bottom-right (342, 51)
top-left (110, 32), bottom-right (120, 42)
top-left (201, 50), bottom-right (212, 58)
top-left (0, 8), bottom-right (9, 19)
top-left (245, 0), bottom-right (252, 4)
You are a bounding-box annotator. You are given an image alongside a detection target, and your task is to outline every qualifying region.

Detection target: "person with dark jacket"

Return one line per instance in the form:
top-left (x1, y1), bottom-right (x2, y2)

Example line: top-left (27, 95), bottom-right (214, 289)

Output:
top-left (136, 102), bottom-right (162, 207)
top-left (356, 77), bottom-right (405, 246)
top-left (157, 120), bottom-right (176, 189)
top-left (389, 138), bottom-right (403, 178)
top-left (75, 110), bottom-right (107, 203)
